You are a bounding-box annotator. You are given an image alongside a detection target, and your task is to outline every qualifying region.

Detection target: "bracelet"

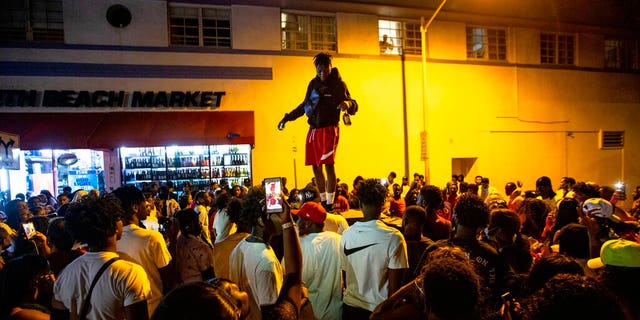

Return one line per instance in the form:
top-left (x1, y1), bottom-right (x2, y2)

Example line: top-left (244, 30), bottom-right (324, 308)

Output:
top-left (282, 222), bottom-right (295, 230)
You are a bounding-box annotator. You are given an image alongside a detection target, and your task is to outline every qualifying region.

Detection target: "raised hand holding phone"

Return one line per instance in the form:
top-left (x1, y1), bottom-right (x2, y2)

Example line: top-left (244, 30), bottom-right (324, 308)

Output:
top-left (264, 177), bottom-right (284, 214)
top-left (22, 222), bottom-right (36, 239)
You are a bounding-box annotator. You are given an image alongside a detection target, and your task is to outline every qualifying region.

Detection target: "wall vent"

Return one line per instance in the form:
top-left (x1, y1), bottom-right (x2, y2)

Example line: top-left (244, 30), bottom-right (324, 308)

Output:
top-left (599, 130), bottom-right (624, 149)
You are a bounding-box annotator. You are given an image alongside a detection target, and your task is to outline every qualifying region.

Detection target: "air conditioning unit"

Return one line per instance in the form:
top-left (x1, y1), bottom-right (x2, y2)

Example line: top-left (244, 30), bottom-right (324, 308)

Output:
top-left (599, 130), bottom-right (624, 149)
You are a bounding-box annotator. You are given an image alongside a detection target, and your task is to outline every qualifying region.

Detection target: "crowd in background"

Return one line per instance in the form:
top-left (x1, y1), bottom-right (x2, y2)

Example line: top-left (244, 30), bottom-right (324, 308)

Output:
top-left (0, 173), bottom-right (639, 320)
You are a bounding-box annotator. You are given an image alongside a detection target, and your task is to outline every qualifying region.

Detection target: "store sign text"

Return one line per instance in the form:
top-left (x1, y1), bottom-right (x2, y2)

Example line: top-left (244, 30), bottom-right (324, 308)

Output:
top-left (0, 90), bottom-right (226, 109)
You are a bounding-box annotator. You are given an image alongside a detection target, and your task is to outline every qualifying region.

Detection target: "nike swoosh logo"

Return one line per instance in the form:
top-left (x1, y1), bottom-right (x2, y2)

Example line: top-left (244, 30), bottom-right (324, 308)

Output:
top-left (344, 243), bottom-right (378, 256)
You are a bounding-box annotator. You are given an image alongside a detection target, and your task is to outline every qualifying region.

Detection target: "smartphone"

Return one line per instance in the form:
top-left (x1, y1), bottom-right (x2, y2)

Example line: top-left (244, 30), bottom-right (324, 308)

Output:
top-left (614, 182), bottom-right (626, 193)
top-left (501, 292), bottom-right (514, 304)
top-left (264, 177), bottom-right (284, 213)
top-left (22, 222), bottom-right (36, 240)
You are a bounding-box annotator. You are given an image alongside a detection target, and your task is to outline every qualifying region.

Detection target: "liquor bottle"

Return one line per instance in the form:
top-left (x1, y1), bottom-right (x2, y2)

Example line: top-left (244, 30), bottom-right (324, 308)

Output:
top-left (343, 112), bottom-right (351, 126)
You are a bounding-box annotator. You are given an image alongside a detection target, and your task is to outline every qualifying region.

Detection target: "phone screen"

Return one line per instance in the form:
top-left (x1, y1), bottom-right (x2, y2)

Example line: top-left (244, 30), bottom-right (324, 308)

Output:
top-left (22, 222), bottom-right (36, 239)
top-left (615, 182), bottom-right (626, 193)
top-left (264, 177), bottom-right (284, 213)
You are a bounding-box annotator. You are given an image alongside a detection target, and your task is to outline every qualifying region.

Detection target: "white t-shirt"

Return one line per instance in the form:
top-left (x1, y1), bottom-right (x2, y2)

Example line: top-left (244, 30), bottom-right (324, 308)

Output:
top-left (229, 239), bottom-right (284, 320)
top-left (195, 204), bottom-right (212, 244)
top-left (340, 219), bottom-right (409, 311)
top-left (142, 207), bottom-right (160, 231)
top-left (161, 198), bottom-right (181, 217)
top-left (300, 231), bottom-right (343, 320)
top-left (212, 208), bottom-right (237, 243)
top-left (323, 212), bottom-right (349, 235)
top-left (117, 224), bottom-right (172, 315)
top-left (52, 251), bottom-right (151, 320)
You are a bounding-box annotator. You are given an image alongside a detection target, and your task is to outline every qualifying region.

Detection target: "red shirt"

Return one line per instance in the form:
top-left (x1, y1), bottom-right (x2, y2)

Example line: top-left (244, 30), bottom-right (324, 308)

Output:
top-left (389, 197), bottom-right (406, 217)
top-left (333, 195), bottom-right (350, 212)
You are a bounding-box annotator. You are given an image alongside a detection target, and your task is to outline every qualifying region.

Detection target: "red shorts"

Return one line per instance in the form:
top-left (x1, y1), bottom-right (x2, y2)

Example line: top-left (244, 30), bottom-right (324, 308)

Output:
top-left (306, 126), bottom-right (339, 166)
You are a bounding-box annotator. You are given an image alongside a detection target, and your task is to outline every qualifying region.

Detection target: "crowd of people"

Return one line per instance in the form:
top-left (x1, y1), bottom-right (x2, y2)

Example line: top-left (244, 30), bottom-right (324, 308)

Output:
top-left (0, 173), bottom-right (639, 320)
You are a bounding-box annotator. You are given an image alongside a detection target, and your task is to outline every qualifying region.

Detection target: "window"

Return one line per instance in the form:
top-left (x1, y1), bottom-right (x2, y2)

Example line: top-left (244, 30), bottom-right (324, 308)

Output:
top-left (281, 12), bottom-right (336, 51)
top-left (0, 0), bottom-right (63, 42)
top-left (378, 20), bottom-right (421, 55)
top-left (169, 6), bottom-right (231, 48)
top-left (604, 39), bottom-right (639, 70)
top-left (466, 26), bottom-right (507, 61)
top-left (540, 32), bottom-right (575, 65)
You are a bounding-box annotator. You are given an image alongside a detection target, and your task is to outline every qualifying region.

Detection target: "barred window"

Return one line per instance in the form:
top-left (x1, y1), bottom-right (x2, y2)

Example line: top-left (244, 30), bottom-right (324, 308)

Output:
top-left (282, 12), bottom-right (336, 51)
top-left (540, 32), bottom-right (575, 65)
top-left (466, 26), bottom-right (507, 61)
top-left (0, 0), bottom-right (63, 42)
top-left (378, 20), bottom-right (421, 55)
top-left (604, 39), bottom-right (639, 70)
top-left (169, 6), bottom-right (231, 48)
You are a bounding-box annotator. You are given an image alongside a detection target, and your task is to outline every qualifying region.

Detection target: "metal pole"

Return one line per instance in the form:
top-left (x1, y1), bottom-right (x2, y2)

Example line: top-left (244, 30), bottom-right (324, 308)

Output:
top-left (420, 17), bottom-right (429, 183)
top-left (424, 0), bottom-right (449, 31)
top-left (293, 158), bottom-right (298, 189)
top-left (420, 0), bottom-right (448, 184)
top-left (401, 52), bottom-right (409, 180)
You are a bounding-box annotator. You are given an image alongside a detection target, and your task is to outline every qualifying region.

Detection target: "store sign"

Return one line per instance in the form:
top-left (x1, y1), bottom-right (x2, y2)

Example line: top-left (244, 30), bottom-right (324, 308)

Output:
top-left (0, 131), bottom-right (20, 170)
top-left (0, 90), bottom-right (226, 109)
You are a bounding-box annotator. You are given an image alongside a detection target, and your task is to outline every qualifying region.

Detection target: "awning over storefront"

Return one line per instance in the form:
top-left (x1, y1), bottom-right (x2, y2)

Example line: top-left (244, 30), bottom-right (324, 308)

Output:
top-left (0, 111), bottom-right (254, 149)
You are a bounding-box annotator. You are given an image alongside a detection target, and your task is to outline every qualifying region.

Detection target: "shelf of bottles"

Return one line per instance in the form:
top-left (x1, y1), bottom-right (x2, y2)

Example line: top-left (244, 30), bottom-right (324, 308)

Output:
top-left (120, 144), bottom-right (252, 191)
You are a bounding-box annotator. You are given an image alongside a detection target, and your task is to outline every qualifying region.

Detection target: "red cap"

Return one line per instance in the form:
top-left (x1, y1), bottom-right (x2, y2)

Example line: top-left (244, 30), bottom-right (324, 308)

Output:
top-left (294, 202), bottom-right (327, 224)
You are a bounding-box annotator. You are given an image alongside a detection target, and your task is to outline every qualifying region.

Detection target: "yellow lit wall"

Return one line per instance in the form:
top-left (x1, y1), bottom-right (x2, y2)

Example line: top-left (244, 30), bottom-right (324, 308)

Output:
top-left (1, 2), bottom-right (638, 198)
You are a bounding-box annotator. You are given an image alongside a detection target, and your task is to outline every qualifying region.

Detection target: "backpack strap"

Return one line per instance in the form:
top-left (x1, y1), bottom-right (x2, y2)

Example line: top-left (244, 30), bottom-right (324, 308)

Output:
top-left (79, 256), bottom-right (120, 320)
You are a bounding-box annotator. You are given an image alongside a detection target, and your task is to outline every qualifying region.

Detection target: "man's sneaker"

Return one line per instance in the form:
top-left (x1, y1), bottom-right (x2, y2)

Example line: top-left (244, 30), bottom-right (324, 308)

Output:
top-left (321, 201), bottom-right (334, 213)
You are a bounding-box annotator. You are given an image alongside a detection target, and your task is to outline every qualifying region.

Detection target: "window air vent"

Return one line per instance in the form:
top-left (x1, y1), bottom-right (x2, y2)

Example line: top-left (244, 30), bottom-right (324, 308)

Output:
top-left (599, 130), bottom-right (624, 149)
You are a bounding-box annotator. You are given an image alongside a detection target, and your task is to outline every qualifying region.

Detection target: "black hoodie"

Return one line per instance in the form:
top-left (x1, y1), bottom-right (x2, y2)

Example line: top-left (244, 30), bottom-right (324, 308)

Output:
top-left (282, 67), bottom-right (358, 128)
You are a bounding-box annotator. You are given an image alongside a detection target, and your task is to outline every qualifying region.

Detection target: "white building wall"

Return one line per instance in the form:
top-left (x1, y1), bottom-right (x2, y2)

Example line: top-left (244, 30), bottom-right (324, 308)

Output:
top-left (578, 33), bottom-right (605, 68)
top-left (63, 0), bottom-right (168, 47)
top-left (428, 21), bottom-right (466, 60)
top-left (232, 5), bottom-right (281, 51)
top-left (513, 27), bottom-right (540, 65)
top-left (336, 13), bottom-right (379, 55)
top-left (1, 1), bottom-right (639, 199)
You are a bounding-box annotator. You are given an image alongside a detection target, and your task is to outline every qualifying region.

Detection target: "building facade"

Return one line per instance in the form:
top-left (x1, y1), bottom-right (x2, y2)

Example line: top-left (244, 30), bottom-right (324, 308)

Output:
top-left (1, 0), bottom-right (639, 199)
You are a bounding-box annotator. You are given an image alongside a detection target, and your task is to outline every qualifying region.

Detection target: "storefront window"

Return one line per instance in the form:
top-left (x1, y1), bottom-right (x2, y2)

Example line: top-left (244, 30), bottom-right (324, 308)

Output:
top-left (121, 144), bottom-right (252, 193)
top-left (2, 149), bottom-right (105, 199)
top-left (53, 149), bottom-right (104, 194)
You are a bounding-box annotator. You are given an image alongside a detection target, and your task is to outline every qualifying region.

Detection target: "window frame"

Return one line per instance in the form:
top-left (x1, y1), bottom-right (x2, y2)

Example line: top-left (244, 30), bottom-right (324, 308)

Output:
top-left (281, 11), bottom-right (336, 52)
top-left (540, 32), bottom-right (576, 65)
top-left (378, 19), bottom-right (422, 56)
top-left (168, 4), bottom-right (231, 48)
top-left (604, 38), bottom-right (640, 70)
top-left (0, 0), bottom-right (63, 42)
top-left (465, 26), bottom-right (508, 61)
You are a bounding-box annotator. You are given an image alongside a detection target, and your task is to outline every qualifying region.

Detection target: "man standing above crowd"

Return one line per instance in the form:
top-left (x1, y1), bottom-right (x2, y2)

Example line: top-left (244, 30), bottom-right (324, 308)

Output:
top-left (112, 186), bottom-right (173, 316)
top-left (340, 179), bottom-right (408, 319)
top-left (278, 52), bottom-right (358, 211)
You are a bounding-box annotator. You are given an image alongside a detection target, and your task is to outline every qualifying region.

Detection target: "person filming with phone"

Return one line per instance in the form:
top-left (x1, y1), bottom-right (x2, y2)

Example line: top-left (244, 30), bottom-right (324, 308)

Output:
top-left (278, 52), bottom-right (358, 212)
top-left (229, 183), bottom-right (286, 320)
top-left (4, 199), bottom-right (50, 259)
